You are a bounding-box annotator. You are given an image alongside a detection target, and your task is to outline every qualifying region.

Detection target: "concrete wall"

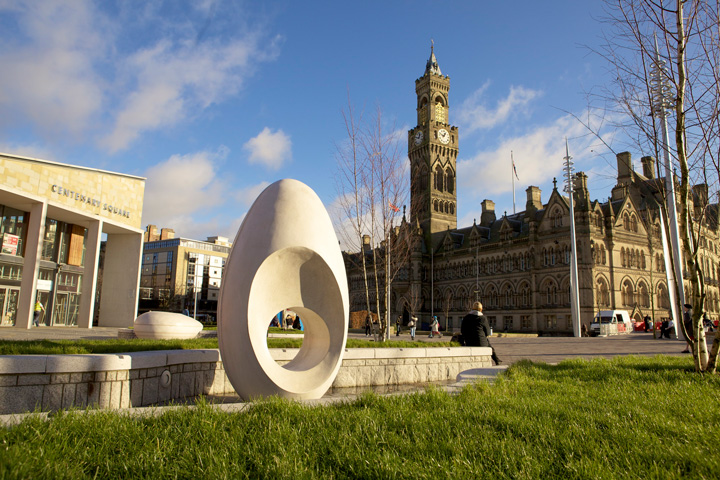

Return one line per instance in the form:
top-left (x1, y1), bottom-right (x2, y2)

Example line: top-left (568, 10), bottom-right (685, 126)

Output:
top-left (0, 347), bottom-right (491, 415)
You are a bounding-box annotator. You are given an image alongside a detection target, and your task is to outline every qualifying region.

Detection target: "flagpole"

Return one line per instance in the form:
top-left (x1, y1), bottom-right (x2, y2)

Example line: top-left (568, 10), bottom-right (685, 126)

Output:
top-left (511, 151), bottom-right (516, 214)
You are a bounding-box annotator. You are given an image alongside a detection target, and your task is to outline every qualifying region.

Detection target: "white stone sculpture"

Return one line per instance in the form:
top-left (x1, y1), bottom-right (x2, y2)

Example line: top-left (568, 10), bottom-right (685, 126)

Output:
top-left (218, 179), bottom-right (349, 400)
top-left (134, 311), bottom-right (203, 339)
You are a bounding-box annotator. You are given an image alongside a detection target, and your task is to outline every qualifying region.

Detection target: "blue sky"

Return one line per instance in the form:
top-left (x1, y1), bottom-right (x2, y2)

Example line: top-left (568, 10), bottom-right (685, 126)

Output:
top-left (0, 1), bottom-right (629, 242)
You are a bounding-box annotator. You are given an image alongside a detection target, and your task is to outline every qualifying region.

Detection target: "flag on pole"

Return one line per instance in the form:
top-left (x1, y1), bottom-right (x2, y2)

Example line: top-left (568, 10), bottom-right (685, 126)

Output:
top-left (512, 154), bottom-right (520, 181)
top-left (389, 201), bottom-right (400, 213)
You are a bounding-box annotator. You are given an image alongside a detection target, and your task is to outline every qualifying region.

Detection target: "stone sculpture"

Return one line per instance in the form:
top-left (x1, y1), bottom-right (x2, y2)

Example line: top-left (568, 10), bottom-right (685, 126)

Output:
top-left (134, 311), bottom-right (203, 339)
top-left (218, 179), bottom-right (349, 400)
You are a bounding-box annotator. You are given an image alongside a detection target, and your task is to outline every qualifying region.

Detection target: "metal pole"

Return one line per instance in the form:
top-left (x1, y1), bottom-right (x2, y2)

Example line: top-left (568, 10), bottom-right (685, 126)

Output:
top-left (511, 151), bottom-right (516, 214)
top-left (652, 38), bottom-right (684, 337)
top-left (563, 139), bottom-right (581, 337)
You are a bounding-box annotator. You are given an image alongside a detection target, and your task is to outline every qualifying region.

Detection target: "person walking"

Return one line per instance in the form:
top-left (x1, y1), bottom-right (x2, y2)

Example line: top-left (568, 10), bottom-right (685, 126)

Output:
top-left (461, 301), bottom-right (501, 365)
top-left (408, 316), bottom-right (417, 341)
top-left (365, 315), bottom-right (372, 337)
top-left (395, 315), bottom-right (402, 336)
top-left (33, 300), bottom-right (45, 327)
top-left (429, 316), bottom-right (442, 338)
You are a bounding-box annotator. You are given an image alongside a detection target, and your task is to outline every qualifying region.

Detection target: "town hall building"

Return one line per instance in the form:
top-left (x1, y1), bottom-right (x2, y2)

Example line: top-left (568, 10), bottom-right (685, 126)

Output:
top-left (345, 47), bottom-right (720, 334)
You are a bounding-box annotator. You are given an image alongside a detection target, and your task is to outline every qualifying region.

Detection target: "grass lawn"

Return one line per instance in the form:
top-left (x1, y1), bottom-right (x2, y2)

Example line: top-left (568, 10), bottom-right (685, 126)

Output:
top-left (0, 337), bottom-right (457, 355)
top-left (2, 356), bottom-right (719, 479)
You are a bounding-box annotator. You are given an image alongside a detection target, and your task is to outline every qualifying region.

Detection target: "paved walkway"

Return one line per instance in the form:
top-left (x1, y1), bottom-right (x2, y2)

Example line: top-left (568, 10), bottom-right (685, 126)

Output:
top-left (0, 326), bottom-right (700, 364)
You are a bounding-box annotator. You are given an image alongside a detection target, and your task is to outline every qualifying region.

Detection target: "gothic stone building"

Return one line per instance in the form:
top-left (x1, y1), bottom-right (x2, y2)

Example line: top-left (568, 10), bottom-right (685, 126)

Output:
top-left (345, 47), bottom-right (720, 334)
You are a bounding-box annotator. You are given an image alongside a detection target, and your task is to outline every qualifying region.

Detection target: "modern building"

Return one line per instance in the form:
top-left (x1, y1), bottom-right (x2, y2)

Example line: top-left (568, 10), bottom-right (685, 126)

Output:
top-left (139, 232), bottom-right (231, 320)
top-left (0, 152), bottom-right (145, 329)
top-left (344, 47), bottom-right (720, 334)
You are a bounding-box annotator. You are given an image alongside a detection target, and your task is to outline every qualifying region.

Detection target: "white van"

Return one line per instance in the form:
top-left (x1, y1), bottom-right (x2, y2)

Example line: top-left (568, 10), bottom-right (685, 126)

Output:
top-left (590, 310), bottom-right (633, 336)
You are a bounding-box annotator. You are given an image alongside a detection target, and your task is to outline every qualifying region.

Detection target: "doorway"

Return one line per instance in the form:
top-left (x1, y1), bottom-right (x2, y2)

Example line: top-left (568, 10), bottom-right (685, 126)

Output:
top-left (52, 292), bottom-right (80, 326)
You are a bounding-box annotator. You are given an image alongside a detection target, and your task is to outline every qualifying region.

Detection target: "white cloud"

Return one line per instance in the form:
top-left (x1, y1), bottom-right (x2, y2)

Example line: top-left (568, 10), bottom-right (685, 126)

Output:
top-left (457, 113), bottom-right (593, 202)
top-left (456, 83), bottom-right (543, 132)
top-left (0, 1), bottom-right (105, 138)
top-left (0, 1), bottom-right (280, 152)
top-left (141, 149), bottom-right (229, 229)
top-left (101, 33), bottom-right (280, 153)
top-left (243, 127), bottom-right (292, 170)
top-left (0, 142), bottom-right (57, 163)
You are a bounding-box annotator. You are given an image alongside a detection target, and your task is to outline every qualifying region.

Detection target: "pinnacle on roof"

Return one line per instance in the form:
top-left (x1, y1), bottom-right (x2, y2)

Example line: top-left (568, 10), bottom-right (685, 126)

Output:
top-left (425, 40), bottom-right (442, 76)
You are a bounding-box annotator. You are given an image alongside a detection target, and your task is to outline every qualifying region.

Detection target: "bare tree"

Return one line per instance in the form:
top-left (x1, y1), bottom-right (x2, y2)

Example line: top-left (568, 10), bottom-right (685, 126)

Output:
top-left (362, 105), bottom-right (409, 340)
top-left (334, 99), bottom-right (412, 341)
top-left (589, 0), bottom-right (720, 371)
top-left (334, 94), bottom-right (373, 321)
top-left (442, 289), bottom-right (454, 332)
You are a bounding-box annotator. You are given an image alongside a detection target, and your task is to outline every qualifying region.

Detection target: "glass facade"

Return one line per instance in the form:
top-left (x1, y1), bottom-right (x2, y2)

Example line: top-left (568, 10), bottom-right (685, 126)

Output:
top-left (0, 205), bottom-right (87, 326)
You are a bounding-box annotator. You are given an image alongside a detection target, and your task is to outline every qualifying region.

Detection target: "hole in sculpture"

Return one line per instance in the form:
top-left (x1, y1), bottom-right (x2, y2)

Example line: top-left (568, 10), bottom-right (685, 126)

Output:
top-left (268, 309), bottom-right (305, 363)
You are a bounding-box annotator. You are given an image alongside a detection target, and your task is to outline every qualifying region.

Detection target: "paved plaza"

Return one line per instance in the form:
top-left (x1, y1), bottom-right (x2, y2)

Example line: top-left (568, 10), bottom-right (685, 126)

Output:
top-left (0, 326), bottom-right (699, 365)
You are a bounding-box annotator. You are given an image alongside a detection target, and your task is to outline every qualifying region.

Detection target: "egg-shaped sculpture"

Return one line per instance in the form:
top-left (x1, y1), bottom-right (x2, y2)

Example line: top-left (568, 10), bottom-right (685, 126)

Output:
top-left (218, 179), bottom-right (349, 400)
top-left (134, 311), bottom-right (203, 339)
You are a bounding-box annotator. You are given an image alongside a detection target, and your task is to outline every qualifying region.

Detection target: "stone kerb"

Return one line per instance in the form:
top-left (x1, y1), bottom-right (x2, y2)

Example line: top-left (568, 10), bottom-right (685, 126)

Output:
top-left (0, 347), bottom-right (491, 415)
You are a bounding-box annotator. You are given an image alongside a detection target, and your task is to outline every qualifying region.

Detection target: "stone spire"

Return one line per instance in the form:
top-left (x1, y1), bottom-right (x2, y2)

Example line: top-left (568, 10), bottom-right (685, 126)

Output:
top-left (425, 40), bottom-right (442, 75)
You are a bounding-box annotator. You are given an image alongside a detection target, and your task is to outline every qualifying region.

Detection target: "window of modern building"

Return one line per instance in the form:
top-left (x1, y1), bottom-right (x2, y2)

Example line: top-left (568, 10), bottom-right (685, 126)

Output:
top-left (0, 206), bottom-right (27, 257)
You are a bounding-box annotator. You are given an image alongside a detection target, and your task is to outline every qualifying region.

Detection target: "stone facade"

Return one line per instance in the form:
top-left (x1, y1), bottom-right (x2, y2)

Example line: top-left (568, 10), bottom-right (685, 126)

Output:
top-left (344, 48), bottom-right (720, 334)
top-left (0, 153), bottom-right (145, 329)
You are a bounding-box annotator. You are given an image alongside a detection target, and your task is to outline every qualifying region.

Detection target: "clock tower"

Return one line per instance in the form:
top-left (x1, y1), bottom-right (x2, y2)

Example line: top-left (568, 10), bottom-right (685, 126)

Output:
top-left (408, 43), bottom-right (458, 234)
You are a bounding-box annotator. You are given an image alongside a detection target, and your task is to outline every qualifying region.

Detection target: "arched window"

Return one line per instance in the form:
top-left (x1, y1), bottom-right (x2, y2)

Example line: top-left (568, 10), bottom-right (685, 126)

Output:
top-left (435, 97), bottom-right (446, 123)
top-left (622, 279), bottom-right (634, 306)
top-left (445, 168), bottom-right (454, 194)
top-left (596, 278), bottom-right (610, 306)
top-left (638, 282), bottom-right (650, 307)
top-left (541, 279), bottom-right (558, 306)
top-left (520, 283), bottom-right (531, 306)
top-left (434, 165), bottom-right (444, 191)
top-left (502, 284), bottom-right (514, 308)
top-left (657, 283), bottom-right (670, 309)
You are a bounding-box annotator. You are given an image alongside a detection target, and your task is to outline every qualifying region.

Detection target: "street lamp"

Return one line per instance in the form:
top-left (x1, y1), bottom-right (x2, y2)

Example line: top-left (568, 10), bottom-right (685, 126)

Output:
top-left (651, 36), bottom-right (683, 338)
top-left (563, 139), bottom-right (581, 337)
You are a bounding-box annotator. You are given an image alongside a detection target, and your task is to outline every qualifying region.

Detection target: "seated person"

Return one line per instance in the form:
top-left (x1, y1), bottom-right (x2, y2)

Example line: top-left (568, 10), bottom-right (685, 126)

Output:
top-left (660, 319), bottom-right (674, 339)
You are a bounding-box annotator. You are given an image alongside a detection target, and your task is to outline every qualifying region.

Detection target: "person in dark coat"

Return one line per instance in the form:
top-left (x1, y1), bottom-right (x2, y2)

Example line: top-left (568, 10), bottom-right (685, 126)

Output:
top-left (461, 301), bottom-right (501, 365)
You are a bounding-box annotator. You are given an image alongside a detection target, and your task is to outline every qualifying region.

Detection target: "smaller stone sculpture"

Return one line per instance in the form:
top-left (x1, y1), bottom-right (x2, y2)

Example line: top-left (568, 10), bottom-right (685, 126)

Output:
top-left (134, 311), bottom-right (203, 339)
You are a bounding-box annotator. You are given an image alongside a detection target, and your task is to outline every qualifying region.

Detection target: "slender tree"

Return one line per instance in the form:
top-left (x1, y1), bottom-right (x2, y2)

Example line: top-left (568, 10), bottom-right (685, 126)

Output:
top-left (334, 99), bottom-right (412, 341)
top-left (334, 94), bottom-right (373, 321)
top-left (590, 0), bottom-right (720, 371)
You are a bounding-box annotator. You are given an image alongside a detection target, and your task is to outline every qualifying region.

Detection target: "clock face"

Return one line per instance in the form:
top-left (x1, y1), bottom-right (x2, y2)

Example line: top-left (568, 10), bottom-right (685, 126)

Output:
top-left (438, 128), bottom-right (450, 144)
top-left (414, 130), bottom-right (424, 145)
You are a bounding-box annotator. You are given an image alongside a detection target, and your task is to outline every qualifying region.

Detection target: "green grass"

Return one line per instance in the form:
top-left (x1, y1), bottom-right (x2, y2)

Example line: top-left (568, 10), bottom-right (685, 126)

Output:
top-left (0, 337), bottom-right (458, 355)
top-left (1, 356), bottom-right (718, 479)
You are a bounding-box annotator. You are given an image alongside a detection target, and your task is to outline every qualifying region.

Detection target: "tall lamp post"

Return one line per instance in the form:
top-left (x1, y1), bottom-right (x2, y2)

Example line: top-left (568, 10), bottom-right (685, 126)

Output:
top-left (563, 139), bottom-right (581, 337)
top-left (651, 37), bottom-right (683, 338)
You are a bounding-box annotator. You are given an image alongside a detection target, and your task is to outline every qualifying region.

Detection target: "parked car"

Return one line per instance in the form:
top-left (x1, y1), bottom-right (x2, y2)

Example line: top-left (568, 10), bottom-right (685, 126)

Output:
top-left (590, 310), bottom-right (633, 336)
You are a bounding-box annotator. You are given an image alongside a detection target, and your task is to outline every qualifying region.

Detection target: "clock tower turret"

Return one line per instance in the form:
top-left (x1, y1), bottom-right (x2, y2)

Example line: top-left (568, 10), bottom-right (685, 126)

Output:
top-left (408, 43), bottom-right (458, 234)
